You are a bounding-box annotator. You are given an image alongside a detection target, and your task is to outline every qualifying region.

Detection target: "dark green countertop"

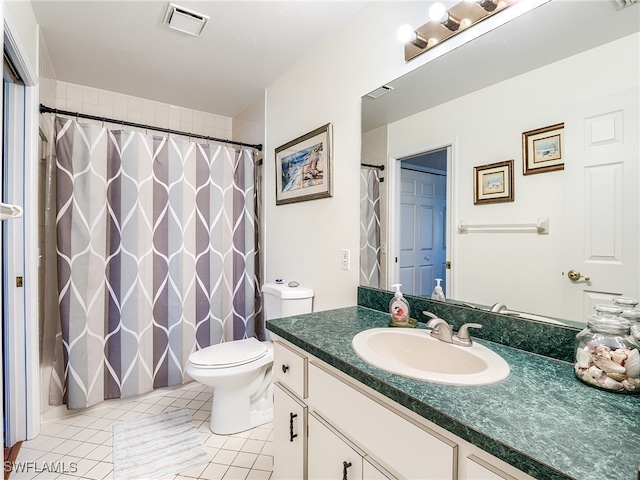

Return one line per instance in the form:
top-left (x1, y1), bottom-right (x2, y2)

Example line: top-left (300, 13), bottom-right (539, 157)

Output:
top-left (266, 305), bottom-right (640, 480)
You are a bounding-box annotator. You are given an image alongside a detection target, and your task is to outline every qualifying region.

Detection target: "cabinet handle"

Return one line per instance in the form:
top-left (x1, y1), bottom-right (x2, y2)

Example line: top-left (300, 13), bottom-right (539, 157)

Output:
top-left (342, 461), bottom-right (352, 480)
top-left (282, 364), bottom-right (289, 373)
top-left (289, 413), bottom-right (298, 442)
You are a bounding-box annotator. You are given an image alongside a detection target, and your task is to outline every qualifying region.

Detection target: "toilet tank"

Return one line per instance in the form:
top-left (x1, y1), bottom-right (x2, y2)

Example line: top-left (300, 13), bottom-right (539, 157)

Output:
top-left (262, 283), bottom-right (314, 320)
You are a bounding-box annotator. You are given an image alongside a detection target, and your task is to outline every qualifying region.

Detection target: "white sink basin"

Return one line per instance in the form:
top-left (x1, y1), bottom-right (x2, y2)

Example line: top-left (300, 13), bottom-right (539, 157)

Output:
top-left (352, 328), bottom-right (510, 386)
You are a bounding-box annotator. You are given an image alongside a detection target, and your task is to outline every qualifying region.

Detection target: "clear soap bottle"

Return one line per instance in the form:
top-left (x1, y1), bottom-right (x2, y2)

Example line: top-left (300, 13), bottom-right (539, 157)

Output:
top-left (431, 278), bottom-right (445, 301)
top-left (388, 284), bottom-right (416, 327)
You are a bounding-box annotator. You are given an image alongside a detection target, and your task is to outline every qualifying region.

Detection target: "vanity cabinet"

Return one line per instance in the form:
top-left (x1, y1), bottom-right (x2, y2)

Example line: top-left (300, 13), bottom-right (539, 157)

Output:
top-left (272, 337), bottom-right (535, 480)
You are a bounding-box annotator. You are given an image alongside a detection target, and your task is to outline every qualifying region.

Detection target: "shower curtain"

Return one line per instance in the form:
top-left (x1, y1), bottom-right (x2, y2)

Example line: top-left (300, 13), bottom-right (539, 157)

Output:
top-left (48, 116), bottom-right (262, 409)
top-left (360, 167), bottom-right (381, 288)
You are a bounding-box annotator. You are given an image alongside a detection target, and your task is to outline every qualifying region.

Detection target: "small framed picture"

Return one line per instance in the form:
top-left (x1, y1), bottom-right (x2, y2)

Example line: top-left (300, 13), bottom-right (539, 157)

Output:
top-left (275, 123), bottom-right (332, 205)
top-left (522, 123), bottom-right (564, 175)
top-left (473, 160), bottom-right (514, 205)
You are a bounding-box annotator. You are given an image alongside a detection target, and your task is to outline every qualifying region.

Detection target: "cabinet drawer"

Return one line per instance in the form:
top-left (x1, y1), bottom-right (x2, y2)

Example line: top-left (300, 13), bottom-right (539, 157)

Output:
top-left (274, 341), bottom-right (307, 398)
top-left (308, 362), bottom-right (457, 480)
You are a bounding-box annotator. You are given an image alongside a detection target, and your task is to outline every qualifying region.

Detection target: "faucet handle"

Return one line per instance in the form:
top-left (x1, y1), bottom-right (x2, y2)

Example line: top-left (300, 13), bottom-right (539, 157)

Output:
top-left (422, 311), bottom-right (439, 320)
top-left (457, 323), bottom-right (483, 342)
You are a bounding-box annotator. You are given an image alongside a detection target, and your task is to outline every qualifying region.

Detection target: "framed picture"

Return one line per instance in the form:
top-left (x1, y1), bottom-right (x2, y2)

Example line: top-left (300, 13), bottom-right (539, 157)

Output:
top-left (473, 160), bottom-right (514, 205)
top-left (522, 123), bottom-right (564, 175)
top-left (275, 123), bottom-right (332, 205)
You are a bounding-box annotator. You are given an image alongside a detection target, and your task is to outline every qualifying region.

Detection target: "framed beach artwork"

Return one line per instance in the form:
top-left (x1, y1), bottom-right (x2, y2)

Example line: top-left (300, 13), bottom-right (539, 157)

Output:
top-left (275, 123), bottom-right (333, 205)
top-left (473, 160), bottom-right (514, 205)
top-left (522, 123), bottom-right (564, 175)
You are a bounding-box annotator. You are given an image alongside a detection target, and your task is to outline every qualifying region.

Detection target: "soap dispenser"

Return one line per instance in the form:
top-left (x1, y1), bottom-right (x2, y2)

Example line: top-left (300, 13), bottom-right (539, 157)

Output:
top-left (389, 284), bottom-right (417, 328)
top-left (431, 279), bottom-right (445, 301)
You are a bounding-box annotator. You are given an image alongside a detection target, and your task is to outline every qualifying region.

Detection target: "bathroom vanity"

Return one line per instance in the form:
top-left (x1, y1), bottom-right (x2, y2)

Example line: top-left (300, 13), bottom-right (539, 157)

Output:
top-left (266, 305), bottom-right (640, 480)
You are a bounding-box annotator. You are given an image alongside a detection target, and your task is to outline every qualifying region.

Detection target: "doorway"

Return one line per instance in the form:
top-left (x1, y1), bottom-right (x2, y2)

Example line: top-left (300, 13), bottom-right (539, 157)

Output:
top-left (396, 148), bottom-right (449, 297)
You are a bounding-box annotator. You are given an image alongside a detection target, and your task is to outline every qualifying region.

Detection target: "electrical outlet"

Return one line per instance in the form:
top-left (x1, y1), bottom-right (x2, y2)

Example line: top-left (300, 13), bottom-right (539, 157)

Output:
top-left (341, 249), bottom-right (350, 270)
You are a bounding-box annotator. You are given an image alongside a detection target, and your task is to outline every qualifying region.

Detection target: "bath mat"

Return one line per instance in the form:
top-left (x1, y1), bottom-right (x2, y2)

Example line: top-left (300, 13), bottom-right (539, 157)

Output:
top-left (112, 408), bottom-right (209, 480)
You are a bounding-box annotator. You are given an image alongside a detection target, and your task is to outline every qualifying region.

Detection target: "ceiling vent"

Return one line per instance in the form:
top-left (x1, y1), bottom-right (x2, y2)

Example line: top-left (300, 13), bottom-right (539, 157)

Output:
top-left (163, 3), bottom-right (209, 37)
top-left (611, 0), bottom-right (639, 9)
top-left (365, 85), bottom-right (394, 99)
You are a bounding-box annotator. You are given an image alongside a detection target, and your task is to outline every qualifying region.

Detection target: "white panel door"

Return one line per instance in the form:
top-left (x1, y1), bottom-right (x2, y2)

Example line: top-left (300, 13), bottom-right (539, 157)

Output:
top-left (399, 169), bottom-right (446, 296)
top-left (563, 88), bottom-right (639, 321)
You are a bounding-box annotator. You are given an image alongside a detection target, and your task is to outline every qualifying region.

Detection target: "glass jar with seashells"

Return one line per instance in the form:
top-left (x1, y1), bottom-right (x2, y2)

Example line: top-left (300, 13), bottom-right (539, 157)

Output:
top-left (613, 297), bottom-right (640, 343)
top-left (574, 304), bottom-right (640, 394)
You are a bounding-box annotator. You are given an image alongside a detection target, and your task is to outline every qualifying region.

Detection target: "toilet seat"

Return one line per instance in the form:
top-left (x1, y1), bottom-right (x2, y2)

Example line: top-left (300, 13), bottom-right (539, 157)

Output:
top-left (189, 338), bottom-right (268, 368)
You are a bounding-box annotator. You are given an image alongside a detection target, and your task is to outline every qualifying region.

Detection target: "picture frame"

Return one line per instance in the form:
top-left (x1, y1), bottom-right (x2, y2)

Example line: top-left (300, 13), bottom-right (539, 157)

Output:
top-left (473, 160), bottom-right (515, 205)
top-left (522, 123), bottom-right (564, 175)
top-left (275, 123), bottom-right (332, 205)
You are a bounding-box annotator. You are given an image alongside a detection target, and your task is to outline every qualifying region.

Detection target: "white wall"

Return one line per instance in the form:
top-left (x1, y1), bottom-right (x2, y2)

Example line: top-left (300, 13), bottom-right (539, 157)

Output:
top-left (264, 2), bottom-right (431, 312)
top-left (386, 33), bottom-right (640, 317)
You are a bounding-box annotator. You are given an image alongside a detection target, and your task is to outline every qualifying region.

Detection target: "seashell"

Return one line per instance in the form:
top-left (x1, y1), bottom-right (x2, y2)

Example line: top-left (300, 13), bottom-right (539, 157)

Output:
top-left (623, 349), bottom-right (639, 378)
top-left (580, 372), bottom-right (597, 385)
top-left (595, 345), bottom-right (612, 358)
top-left (576, 347), bottom-right (592, 369)
top-left (611, 350), bottom-right (627, 365)
top-left (593, 355), bottom-right (626, 374)
top-left (622, 379), bottom-right (639, 391)
top-left (587, 366), bottom-right (603, 378)
top-left (603, 376), bottom-right (624, 390)
top-left (606, 372), bottom-right (627, 382)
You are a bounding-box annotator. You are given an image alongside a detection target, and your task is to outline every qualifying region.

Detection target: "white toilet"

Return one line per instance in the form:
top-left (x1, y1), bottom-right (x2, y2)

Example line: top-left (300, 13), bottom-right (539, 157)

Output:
top-left (186, 282), bottom-right (314, 434)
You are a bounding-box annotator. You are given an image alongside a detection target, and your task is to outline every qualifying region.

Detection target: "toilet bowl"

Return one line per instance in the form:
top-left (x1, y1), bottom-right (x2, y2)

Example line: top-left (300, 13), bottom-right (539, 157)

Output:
top-left (186, 338), bottom-right (274, 434)
top-left (186, 282), bottom-right (313, 434)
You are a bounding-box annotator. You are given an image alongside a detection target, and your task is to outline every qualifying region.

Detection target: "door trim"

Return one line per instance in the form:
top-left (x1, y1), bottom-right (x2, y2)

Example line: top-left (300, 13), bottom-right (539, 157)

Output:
top-left (3, 7), bottom-right (41, 445)
top-left (388, 139), bottom-right (457, 298)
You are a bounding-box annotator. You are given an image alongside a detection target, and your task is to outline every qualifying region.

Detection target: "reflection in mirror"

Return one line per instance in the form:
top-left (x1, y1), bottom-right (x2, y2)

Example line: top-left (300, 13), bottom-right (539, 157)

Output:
top-left (360, 0), bottom-right (640, 326)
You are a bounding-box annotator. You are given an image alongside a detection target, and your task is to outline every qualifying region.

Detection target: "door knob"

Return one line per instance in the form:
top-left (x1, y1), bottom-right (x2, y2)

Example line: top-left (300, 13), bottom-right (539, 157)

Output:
top-left (568, 269), bottom-right (590, 282)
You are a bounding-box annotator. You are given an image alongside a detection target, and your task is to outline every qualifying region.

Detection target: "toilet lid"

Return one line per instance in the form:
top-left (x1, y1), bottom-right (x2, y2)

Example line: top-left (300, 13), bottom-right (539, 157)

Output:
top-left (189, 338), bottom-right (268, 367)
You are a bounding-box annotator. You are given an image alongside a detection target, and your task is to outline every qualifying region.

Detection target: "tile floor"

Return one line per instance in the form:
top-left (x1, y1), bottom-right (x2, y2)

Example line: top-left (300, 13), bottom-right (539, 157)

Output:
top-left (13, 382), bottom-right (273, 480)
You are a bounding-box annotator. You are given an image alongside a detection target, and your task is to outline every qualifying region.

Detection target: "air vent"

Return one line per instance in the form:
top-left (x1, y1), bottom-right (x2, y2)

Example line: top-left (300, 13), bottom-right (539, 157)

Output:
top-left (163, 3), bottom-right (209, 37)
top-left (365, 85), bottom-right (394, 99)
top-left (611, 0), bottom-right (639, 9)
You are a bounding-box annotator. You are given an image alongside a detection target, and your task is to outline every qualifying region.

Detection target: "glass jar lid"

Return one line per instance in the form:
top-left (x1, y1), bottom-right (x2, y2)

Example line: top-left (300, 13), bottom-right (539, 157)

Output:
top-left (613, 297), bottom-right (640, 321)
top-left (586, 304), bottom-right (631, 334)
top-left (613, 297), bottom-right (639, 308)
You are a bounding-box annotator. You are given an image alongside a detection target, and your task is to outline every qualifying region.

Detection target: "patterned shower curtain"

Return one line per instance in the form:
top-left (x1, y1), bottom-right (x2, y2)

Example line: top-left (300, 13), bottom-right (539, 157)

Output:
top-left (360, 168), bottom-right (381, 288)
top-left (49, 117), bottom-right (262, 409)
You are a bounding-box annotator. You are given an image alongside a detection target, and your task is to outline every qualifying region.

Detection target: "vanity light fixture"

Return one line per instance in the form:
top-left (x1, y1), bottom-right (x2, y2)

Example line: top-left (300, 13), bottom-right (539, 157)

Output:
top-left (400, 0), bottom-right (515, 61)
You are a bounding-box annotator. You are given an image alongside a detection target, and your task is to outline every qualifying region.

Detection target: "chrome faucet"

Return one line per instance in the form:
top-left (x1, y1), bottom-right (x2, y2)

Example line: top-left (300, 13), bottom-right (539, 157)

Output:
top-left (423, 311), bottom-right (483, 347)
top-left (490, 302), bottom-right (508, 313)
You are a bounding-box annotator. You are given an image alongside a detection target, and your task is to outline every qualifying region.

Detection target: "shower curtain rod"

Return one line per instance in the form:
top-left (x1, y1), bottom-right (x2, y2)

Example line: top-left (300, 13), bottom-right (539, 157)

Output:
top-left (361, 163), bottom-right (385, 170)
top-left (39, 104), bottom-right (263, 152)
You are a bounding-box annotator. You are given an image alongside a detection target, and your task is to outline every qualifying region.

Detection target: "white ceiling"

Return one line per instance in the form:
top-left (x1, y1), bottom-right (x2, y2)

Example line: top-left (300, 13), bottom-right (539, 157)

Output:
top-left (31, 0), bottom-right (369, 118)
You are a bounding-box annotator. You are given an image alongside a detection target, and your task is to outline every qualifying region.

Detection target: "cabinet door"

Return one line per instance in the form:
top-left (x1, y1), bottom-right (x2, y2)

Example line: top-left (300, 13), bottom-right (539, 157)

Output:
top-left (273, 383), bottom-right (307, 480)
top-left (308, 413), bottom-right (363, 480)
top-left (363, 458), bottom-right (398, 480)
top-left (465, 455), bottom-right (518, 480)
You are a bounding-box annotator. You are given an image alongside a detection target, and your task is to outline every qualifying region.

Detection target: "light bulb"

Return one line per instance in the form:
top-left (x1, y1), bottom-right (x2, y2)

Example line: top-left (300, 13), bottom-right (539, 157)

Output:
top-left (429, 3), bottom-right (448, 22)
top-left (397, 24), bottom-right (416, 43)
top-left (397, 24), bottom-right (427, 49)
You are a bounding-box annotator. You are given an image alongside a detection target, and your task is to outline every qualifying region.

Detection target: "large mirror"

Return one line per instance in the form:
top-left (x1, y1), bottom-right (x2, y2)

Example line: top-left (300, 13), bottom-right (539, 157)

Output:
top-left (360, 0), bottom-right (640, 326)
